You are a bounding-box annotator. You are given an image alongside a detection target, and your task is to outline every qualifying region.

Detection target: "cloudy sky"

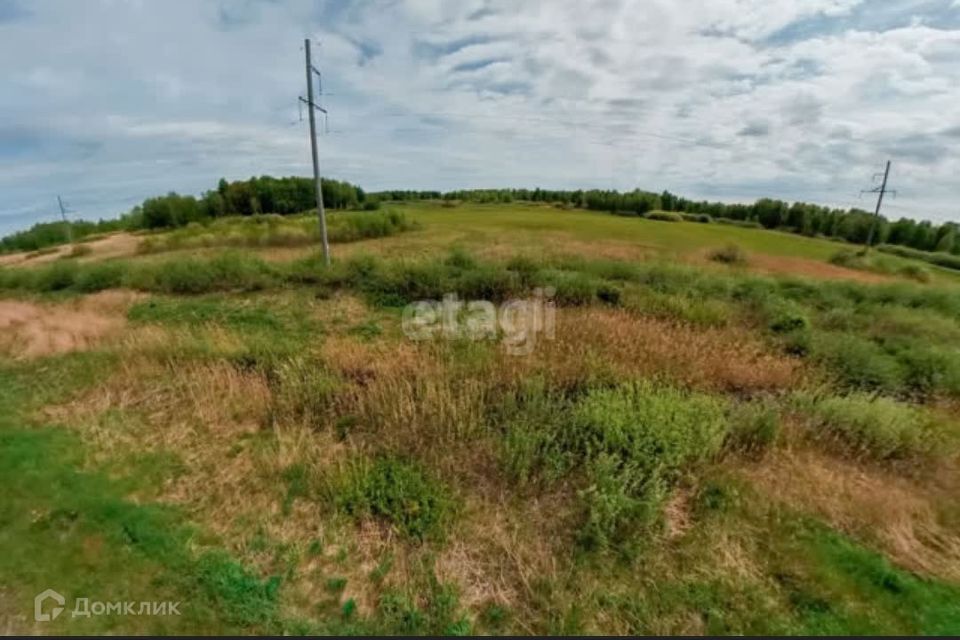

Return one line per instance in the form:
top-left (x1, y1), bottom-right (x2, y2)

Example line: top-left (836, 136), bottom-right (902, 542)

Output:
top-left (1, 0), bottom-right (959, 236)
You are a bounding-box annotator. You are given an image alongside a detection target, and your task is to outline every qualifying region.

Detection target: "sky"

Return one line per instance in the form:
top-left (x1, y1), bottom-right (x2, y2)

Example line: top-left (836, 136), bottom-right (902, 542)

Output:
top-left (1, 0), bottom-right (959, 236)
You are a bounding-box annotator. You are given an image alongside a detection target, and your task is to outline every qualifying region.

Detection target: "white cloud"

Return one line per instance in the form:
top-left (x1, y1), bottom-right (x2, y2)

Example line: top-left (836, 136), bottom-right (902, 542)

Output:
top-left (0, 0), bottom-right (958, 234)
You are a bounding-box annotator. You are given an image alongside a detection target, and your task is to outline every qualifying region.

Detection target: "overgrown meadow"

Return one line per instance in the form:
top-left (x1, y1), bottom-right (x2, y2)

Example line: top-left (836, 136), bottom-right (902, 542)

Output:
top-left (1, 203), bottom-right (959, 635)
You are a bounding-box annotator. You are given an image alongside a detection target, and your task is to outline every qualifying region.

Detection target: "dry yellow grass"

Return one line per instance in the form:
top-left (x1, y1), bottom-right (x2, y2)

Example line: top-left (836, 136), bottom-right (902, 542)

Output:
top-left (744, 446), bottom-right (960, 582)
top-left (501, 307), bottom-right (803, 393)
top-left (0, 290), bottom-right (141, 359)
top-left (0, 232), bottom-right (140, 267)
top-left (28, 276), bottom-right (956, 633)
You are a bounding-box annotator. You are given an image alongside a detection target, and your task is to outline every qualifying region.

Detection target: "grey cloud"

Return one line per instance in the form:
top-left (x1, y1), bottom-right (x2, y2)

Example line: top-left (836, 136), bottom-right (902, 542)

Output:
top-left (782, 94), bottom-right (824, 127)
top-left (2, 0), bottom-right (960, 232)
top-left (451, 58), bottom-right (508, 74)
top-left (607, 98), bottom-right (645, 110)
top-left (886, 133), bottom-right (950, 165)
top-left (343, 35), bottom-right (383, 66)
top-left (215, 0), bottom-right (280, 30)
top-left (467, 5), bottom-right (497, 21)
top-left (412, 35), bottom-right (496, 60)
top-left (738, 121), bottom-right (772, 137)
top-left (586, 47), bottom-right (612, 67)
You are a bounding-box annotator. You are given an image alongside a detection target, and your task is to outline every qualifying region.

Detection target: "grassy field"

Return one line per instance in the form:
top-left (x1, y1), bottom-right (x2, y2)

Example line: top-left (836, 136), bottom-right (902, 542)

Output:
top-left (1, 202), bottom-right (959, 635)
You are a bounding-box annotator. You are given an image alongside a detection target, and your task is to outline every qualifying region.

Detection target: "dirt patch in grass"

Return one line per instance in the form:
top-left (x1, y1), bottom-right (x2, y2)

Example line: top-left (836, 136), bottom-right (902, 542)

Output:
top-left (80, 232), bottom-right (141, 262)
top-left (0, 232), bottom-right (140, 267)
top-left (686, 248), bottom-right (898, 284)
top-left (744, 253), bottom-right (895, 284)
top-left (0, 249), bottom-right (64, 266)
top-left (0, 290), bottom-right (140, 358)
top-left (743, 447), bottom-right (960, 582)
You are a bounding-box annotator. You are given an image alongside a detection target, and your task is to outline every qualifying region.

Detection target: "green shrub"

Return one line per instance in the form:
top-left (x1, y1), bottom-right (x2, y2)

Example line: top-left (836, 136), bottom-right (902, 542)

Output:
top-left (569, 383), bottom-right (729, 477)
top-left (643, 211), bottom-right (684, 223)
top-left (897, 263), bottom-right (931, 283)
top-left (709, 244), bottom-right (748, 265)
top-left (888, 343), bottom-right (960, 396)
top-left (207, 252), bottom-right (276, 291)
top-left (725, 402), bottom-right (780, 456)
top-left (444, 247), bottom-right (477, 270)
top-left (828, 250), bottom-right (863, 269)
top-left (540, 270), bottom-right (596, 306)
top-left (499, 384), bottom-right (567, 484)
top-left (624, 289), bottom-right (732, 328)
top-left (122, 252), bottom-right (277, 294)
top-left (830, 250), bottom-right (931, 283)
top-left (502, 382), bottom-right (729, 550)
top-left (32, 261), bottom-right (78, 291)
top-left (586, 259), bottom-right (642, 282)
top-left (877, 244), bottom-right (960, 272)
top-left (149, 259), bottom-right (216, 294)
top-left (457, 265), bottom-right (519, 301)
top-left (328, 457), bottom-right (455, 541)
top-left (716, 218), bottom-right (762, 229)
top-left (75, 261), bottom-right (125, 292)
top-left (579, 453), bottom-right (665, 551)
top-left (327, 210), bottom-right (414, 243)
top-left (810, 332), bottom-right (905, 393)
top-left (680, 213), bottom-right (713, 223)
top-left (505, 255), bottom-right (541, 286)
top-left (266, 357), bottom-right (340, 429)
top-left (794, 393), bottom-right (944, 460)
top-left (766, 303), bottom-right (809, 334)
top-left (769, 307), bottom-right (810, 333)
top-left (129, 296), bottom-right (285, 332)
top-left (596, 283), bottom-right (622, 306)
top-left (0, 266), bottom-right (29, 290)
top-left (137, 210), bottom-right (413, 254)
top-left (570, 383), bottom-right (729, 549)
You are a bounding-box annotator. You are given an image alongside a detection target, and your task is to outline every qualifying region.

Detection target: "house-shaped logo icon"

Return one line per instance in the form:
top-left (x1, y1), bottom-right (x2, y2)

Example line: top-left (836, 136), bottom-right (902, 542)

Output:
top-left (34, 589), bottom-right (65, 622)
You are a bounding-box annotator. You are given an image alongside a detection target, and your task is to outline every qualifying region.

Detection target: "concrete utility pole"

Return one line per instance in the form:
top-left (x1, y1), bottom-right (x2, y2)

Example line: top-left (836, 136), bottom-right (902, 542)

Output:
top-left (862, 160), bottom-right (895, 250)
top-left (57, 195), bottom-right (73, 245)
top-left (303, 38), bottom-right (330, 265)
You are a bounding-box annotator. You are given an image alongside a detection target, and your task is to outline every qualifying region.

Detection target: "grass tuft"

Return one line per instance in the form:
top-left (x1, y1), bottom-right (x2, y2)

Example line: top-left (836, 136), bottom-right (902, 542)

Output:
top-left (325, 456), bottom-right (456, 541)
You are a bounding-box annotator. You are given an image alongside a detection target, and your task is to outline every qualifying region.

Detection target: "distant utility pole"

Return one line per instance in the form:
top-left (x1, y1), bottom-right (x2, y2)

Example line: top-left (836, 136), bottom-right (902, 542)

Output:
top-left (57, 194), bottom-right (74, 244)
top-left (301, 38), bottom-right (330, 265)
top-left (861, 160), bottom-right (896, 251)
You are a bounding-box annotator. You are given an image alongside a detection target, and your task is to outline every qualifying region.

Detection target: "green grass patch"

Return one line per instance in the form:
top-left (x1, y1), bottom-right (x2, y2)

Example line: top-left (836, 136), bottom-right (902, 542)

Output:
top-left (0, 361), bottom-right (284, 634)
top-left (138, 210), bottom-right (415, 254)
top-left (830, 249), bottom-right (931, 282)
top-left (501, 381), bottom-right (730, 552)
top-left (791, 392), bottom-right (950, 460)
top-left (325, 456), bottom-right (456, 542)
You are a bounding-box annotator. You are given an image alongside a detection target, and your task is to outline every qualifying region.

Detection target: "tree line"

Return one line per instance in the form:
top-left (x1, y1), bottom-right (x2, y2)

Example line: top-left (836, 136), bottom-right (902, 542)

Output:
top-left (133, 176), bottom-right (367, 230)
top-left (0, 176), bottom-right (368, 252)
top-left (3, 177), bottom-right (958, 256)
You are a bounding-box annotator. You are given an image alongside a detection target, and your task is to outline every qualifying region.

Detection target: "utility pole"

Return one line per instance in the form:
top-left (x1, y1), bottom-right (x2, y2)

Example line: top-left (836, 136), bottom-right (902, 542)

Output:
top-left (302, 38), bottom-right (330, 265)
top-left (861, 160), bottom-right (896, 251)
top-left (57, 195), bottom-right (74, 245)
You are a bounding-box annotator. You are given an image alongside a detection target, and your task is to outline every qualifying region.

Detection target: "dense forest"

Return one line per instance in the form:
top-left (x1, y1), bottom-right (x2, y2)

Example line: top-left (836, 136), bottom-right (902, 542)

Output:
top-left (3, 177), bottom-right (958, 256)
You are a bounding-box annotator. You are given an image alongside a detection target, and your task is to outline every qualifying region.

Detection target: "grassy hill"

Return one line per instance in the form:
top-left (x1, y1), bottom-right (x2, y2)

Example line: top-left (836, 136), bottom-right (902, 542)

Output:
top-left (1, 202), bottom-right (959, 634)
